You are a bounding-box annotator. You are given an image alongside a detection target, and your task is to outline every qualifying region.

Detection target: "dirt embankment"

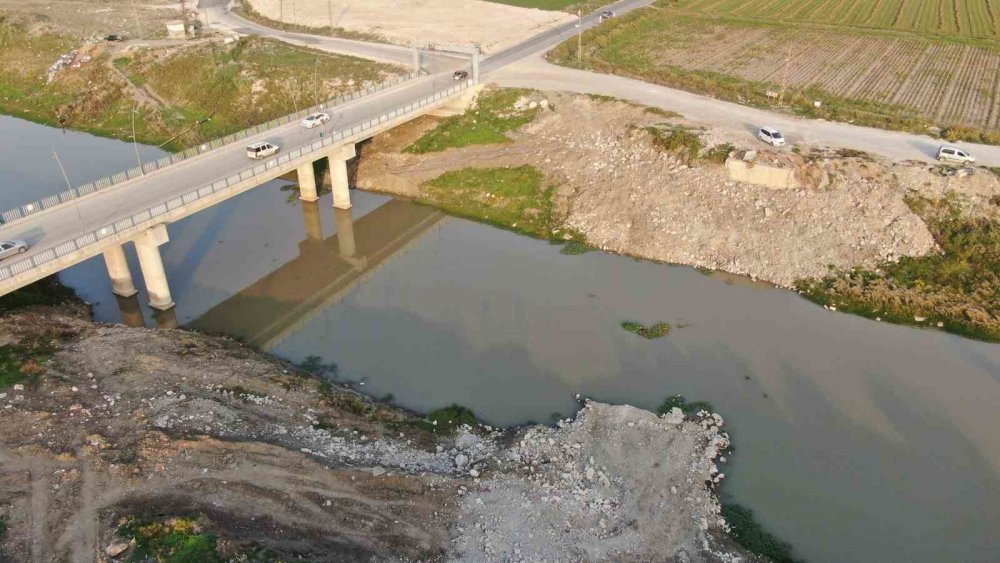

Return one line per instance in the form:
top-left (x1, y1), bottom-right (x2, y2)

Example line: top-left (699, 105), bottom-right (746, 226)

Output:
top-left (0, 305), bottom-right (753, 561)
top-left (357, 90), bottom-right (1000, 287)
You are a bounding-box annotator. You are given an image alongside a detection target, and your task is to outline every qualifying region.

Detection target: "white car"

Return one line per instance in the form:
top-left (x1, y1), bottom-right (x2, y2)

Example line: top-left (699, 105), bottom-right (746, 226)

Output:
top-left (0, 239), bottom-right (28, 261)
top-left (757, 126), bottom-right (785, 147)
top-left (301, 112), bottom-right (330, 129)
top-left (937, 145), bottom-right (975, 164)
top-left (246, 142), bottom-right (279, 160)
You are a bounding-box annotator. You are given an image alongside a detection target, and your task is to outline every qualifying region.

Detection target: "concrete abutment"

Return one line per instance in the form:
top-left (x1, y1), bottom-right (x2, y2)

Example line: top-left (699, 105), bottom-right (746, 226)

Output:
top-left (329, 144), bottom-right (356, 210)
top-left (103, 245), bottom-right (137, 298)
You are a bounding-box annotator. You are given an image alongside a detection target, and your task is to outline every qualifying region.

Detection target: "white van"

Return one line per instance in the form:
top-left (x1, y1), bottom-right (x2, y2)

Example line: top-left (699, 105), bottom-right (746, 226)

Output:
top-left (246, 142), bottom-right (279, 160)
top-left (937, 145), bottom-right (975, 164)
top-left (757, 126), bottom-right (785, 147)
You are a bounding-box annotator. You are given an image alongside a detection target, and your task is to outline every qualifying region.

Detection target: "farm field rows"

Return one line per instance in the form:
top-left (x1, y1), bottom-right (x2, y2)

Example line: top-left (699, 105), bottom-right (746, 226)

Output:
top-left (551, 11), bottom-right (1000, 134)
top-left (673, 0), bottom-right (1000, 40)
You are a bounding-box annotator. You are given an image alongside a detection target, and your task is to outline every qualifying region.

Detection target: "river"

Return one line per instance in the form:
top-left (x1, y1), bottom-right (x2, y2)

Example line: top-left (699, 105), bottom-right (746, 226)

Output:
top-left (2, 114), bottom-right (999, 562)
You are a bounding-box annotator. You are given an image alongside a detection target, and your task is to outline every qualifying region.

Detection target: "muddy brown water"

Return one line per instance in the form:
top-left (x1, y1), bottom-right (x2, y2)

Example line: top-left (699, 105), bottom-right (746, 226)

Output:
top-left (2, 115), bottom-right (999, 563)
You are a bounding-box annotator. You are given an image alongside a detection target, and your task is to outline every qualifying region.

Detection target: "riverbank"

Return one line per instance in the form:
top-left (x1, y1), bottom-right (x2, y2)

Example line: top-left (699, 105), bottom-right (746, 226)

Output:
top-left (0, 14), bottom-right (402, 150)
top-left (355, 86), bottom-right (1000, 342)
top-left (0, 299), bottom-right (767, 561)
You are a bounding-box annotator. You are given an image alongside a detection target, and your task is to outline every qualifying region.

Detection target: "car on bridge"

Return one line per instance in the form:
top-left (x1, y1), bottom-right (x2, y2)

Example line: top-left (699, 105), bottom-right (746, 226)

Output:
top-left (0, 240), bottom-right (28, 261)
top-left (599, 11), bottom-right (615, 21)
top-left (301, 112), bottom-right (330, 129)
top-left (246, 142), bottom-right (279, 160)
top-left (453, 70), bottom-right (469, 81)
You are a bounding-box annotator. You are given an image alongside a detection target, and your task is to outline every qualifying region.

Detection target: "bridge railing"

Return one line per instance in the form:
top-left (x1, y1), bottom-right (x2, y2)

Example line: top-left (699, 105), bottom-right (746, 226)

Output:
top-left (0, 71), bottom-right (419, 227)
top-left (0, 79), bottom-right (474, 285)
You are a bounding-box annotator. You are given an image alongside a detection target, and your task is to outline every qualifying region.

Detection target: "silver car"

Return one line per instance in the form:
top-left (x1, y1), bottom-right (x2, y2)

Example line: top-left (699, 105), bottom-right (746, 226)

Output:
top-left (0, 239), bottom-right (28, 261)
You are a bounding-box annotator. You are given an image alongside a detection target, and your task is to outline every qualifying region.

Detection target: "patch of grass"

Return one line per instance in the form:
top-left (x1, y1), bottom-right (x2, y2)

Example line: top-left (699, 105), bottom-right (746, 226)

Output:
top-left (426, 404), bottom-right (479, 435)
top-left (421, 165), bottom-right (555, 237)
top-left (298, 355), bottom-right (338, 376)
top-left (796, 197), bottom-right (1000, 342)
top-left (704, 143), bottom-right (735, 164)
top-left (405, 88), bottom-right (540, 154)
top-left (657, 394), bottom-right (713, 415)
top-left (559, 241), bottom-right (596, 255)
top-left (486, 0), bottom-right (608, 13)
top-left (644, 106), bottom-right (683, 119)
top-left (722, 503), bottom-right (800, 563)
top-left (0, 276), bottom-right (78, 313)
top-left (0, 336), bottom-right (56, 388)
top-left (645, 125), bottom-right (704, 164)
top-left (621, 320), bottom-right (671, 339)
top-left (118, 516), bottom-right (222, 563)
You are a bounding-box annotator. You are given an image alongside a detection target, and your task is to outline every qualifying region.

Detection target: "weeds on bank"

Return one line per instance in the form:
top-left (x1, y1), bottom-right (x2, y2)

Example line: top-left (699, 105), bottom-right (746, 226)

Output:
top-left (0, 277), bottom-right (77, 313)
top-left (722, 504), bottom-right (800, 563)
top-left (0, 336), bottom-right (56, 388)
top-left (796, 197), bottom-right (1000, 342)
top-left (621, 321), bottom-right (671, 339)
top-left (232, 1), bottom-right (387, 43)
top-left (421, 165), bottom-right (554, 237)
top-left (405, 88), bottom-right (540, 154)
top-left (118, 517), bottom-right (222, 562)
top-left (656, 394), bottom-right (713, 415)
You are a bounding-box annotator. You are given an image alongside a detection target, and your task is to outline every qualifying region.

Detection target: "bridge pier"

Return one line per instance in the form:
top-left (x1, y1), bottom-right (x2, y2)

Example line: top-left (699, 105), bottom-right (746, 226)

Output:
top-left (334, 207), bottom-right (356, 258)
top-left (329, 144), bottom-right (356, 210)
top-left (302, 200), bottom-right (324, 241)
top-left (103, 245), bottom-right (137, 298)
top-left (134, 224), bottom-right (175, 311)
top-left (297, 163), bottom-right (319, 202)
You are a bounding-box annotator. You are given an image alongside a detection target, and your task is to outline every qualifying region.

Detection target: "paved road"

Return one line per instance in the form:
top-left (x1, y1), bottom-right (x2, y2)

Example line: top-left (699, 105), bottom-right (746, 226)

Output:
top-left (0, 72), bottom-right (459, 271)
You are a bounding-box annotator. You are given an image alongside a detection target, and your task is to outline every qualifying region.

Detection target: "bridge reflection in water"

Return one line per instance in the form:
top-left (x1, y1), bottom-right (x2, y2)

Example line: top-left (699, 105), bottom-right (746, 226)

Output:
top-left (181, 198), bottom-right (447, 350)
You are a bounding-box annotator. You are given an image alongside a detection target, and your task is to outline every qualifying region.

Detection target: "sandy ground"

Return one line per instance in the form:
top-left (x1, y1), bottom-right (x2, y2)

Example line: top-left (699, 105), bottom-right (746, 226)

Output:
top-left (247, 0), bottom-right (575, 53)
top-left (0, 0), bottom-right (184, 38)
top-left (0, 305), bottom-right (752, 561)
top-left (353, 89), bottom-right (1000, 287)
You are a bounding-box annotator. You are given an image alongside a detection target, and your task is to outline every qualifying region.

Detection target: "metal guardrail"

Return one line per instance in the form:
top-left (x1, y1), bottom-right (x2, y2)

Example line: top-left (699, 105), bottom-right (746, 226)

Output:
top-left (0, 80), bottom-right (473, 284)
top-left (0, 72), bottom-right (419, 226)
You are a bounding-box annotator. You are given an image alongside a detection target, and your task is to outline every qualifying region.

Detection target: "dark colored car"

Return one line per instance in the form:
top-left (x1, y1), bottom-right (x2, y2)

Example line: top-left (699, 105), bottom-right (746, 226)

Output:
top-left (453, 70), bottom-right (469, 81)
top-left (599, 11), bottom-right (615, 21)
top-left (106, 34), bottom-right (126, 42)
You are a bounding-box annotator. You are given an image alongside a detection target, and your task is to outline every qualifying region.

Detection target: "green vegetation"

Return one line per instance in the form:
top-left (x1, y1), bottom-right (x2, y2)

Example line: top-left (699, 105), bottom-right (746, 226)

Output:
top-left (656, 394), bottom-right (713, 415)
top-left (0, 336), bottom-right (55, 388)
top-left (559, 241), bottom-right (596, 255)
top-left (406, 88), bottom-right (540, 154)
top-left (721, 503), bottom-right (800, 563)
top-left (0, 277), bottom-right (77, 313)
top-left (426, 404), bottom-right (479, 434)
top-left (421, 165), bottom-right (554, 237)
top-left (621, 321), bottom-right (671, 339)
top-left (118, 517), bottom-right (221, 563)
top-left (796, 197), bottom-right (1000, 342)
top-left (0, 18), bottom-right (400, 150)
top-left (645, 125), bottom-right (704, 164)
top-left (298, 355), bottom-right (339, 376)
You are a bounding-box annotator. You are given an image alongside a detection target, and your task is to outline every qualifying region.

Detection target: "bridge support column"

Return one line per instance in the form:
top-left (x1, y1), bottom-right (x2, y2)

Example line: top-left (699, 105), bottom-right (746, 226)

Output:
top-left (134, 224), bottom-right (175, 311)
top-left (103, 245), bottom-right (137, 298)
top-left (115, 294), bottom-right (145, 328)
top-left (297, 163), bottom-right (319, 202)
top-left (412, 48), bottom-right (421, 74)
top-left (334, 207), bottom-right (356, 258)
top-left (329, 144), bottom-right (356, 210)
top-left (302, 200), bottom-right (323, 241)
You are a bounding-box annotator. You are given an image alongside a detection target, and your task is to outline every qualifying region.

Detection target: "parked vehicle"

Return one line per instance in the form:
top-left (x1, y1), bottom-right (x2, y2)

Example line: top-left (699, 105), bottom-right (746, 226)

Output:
top-left (757, 126), bottom-right (786, 147)
top-left (0, 240), bottom-right (28, 261)
top-left (106, 34), bottom-right (126, 42)
top-left (599, 11), bottom-right (615, 21)
top-left (937, 145), bottom-right (975, 164)
top-left (453, 70), bottom-right (469, 81)
top-left (246, 142), bottom-right (279, 160)
top-left (301, 112), bottom-right (330, 129)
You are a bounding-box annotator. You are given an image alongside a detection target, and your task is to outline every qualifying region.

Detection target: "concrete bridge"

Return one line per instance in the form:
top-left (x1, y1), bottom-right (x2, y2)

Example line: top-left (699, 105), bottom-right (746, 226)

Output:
top-left (187, 198), bottom-right (447, 350)
top-left (0, 68), bottom-right (479, 309)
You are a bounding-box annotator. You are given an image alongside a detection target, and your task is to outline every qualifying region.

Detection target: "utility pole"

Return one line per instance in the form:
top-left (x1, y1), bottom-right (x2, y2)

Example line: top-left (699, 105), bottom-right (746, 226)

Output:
top-left (280, 0), bottom-right (284, 22)
top-left (52, 149), bottom-right (72, 192)
top-left (131, 0), bottom-right (145, 39)
top-left (577, 10), bottom-right (582, 65)
top-left (328, 0), bottom-right (334, 32)
top-left (778, 42), bottom-right (791, 107)
top-left (131, 103), bottom-right (143, 171)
